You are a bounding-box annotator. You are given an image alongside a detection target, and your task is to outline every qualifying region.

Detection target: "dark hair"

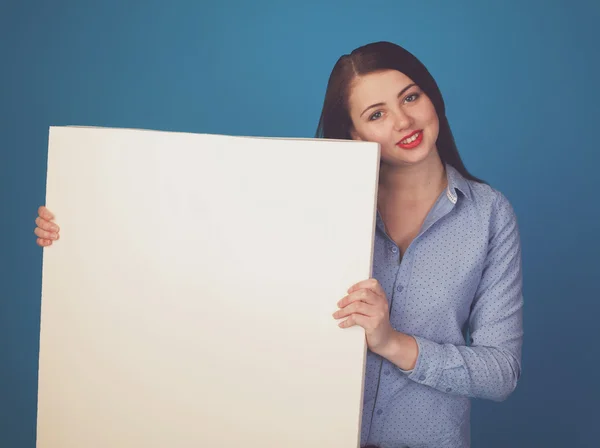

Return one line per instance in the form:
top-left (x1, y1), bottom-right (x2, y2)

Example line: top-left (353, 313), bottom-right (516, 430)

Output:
top-left (315, 41), bottom-right (483, 183)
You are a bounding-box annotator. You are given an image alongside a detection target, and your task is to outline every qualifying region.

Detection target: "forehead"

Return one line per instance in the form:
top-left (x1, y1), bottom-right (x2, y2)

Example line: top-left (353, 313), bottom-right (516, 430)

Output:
top-left (348, 69), bottom-right (415, 108)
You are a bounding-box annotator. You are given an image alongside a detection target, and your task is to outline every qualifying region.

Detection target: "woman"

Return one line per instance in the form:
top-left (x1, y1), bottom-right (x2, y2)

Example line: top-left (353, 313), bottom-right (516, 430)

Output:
top-left (34, 41), bottom-right (523, 448)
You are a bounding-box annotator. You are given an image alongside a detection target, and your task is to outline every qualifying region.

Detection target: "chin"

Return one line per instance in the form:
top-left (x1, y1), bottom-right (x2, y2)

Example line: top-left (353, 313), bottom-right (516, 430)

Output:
top-left (383, 143), bottom-right (435, 167)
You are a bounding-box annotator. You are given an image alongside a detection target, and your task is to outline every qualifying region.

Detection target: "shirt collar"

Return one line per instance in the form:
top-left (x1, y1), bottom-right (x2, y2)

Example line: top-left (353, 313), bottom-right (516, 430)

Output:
top-left (445, 163), bottom-right (472, 204)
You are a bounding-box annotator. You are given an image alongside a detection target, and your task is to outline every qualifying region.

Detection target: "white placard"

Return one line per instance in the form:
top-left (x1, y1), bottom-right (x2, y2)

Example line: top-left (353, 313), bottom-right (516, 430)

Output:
top-left (37, 126), bottom-right (380, 448)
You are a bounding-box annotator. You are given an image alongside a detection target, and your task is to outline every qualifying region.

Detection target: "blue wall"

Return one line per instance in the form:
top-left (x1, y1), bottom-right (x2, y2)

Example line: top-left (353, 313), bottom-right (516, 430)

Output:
top-left (1, 1), bottom-right (598, 446)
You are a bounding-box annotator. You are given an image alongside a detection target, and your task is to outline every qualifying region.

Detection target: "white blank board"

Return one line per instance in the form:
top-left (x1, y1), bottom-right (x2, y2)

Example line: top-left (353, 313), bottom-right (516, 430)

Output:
top-left (37, 126), bottom-right (380, 448)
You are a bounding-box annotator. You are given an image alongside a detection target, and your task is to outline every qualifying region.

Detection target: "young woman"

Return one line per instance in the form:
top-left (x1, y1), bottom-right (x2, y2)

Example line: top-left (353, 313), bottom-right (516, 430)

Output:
top-left (34, 41), bottom-right (523, 448)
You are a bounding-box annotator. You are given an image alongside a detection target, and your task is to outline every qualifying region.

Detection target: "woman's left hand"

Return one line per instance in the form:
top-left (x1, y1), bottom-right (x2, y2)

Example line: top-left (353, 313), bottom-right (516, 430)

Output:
top-left (333, 278), bottom-right (395, 355)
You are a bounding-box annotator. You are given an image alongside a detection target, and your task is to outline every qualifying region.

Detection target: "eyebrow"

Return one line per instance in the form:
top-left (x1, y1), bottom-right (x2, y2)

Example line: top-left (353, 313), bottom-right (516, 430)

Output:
top-left (360, 83), bottom-right (417, 117)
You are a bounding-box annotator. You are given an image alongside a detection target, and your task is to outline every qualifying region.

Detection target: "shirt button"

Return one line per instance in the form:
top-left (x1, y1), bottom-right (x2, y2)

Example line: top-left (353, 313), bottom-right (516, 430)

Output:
top-left (419, 375), bottom-right (426, 381)
top-left (396, 284), bottom-right (404, 292)
top-left (390, 246), bottom-right (398, 253)
top-left (446, 388), bottom-right (452, 392)
top-left (384, 369), bottom-right (390, 376)
top-left (376, 409), bottom-right (383, 415)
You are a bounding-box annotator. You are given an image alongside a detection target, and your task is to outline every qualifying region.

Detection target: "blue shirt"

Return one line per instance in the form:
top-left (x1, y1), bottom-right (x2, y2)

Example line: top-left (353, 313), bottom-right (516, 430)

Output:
top-left (361, 164), bottom-right (523, 448)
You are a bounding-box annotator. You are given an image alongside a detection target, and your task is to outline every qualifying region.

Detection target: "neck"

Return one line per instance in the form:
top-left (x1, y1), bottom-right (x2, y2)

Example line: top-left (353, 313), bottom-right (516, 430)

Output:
top-left (378, 151), bottom-right (447, 203)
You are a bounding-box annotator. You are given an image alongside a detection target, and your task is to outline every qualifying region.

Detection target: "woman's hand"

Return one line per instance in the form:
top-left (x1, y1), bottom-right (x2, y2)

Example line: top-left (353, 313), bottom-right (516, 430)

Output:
top-left (333, 278), bottom-right (395, 355)
top-left (34, 206), bottom-right (60, 247)
top-left (334, 278), bottom-right (419, 370)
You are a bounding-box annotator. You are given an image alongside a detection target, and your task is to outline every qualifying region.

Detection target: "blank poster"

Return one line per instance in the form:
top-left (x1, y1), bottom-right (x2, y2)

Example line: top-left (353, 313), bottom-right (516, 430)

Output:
top-left (36, 126), bottom-right (380, 448)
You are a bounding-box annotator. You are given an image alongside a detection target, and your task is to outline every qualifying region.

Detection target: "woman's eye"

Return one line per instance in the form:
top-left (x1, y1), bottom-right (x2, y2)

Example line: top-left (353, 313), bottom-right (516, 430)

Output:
top-left (369, 111), bottom-right (383, 121)
top-left (404, 93), bottom-right (419, 103)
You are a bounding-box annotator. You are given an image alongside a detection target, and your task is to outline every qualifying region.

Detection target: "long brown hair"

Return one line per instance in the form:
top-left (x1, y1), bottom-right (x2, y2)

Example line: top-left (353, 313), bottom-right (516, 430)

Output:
top-left (315, 41), bottom-right (483, 183)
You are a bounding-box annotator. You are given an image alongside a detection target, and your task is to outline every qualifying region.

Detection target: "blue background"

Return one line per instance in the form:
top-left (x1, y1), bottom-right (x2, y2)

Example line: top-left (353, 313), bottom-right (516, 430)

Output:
top-left (1, 0), bottom-right (598, 446)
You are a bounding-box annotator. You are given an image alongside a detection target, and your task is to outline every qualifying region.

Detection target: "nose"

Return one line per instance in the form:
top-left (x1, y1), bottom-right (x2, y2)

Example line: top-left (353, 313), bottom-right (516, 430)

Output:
top-left (392, 108), bottom-right (411, 131)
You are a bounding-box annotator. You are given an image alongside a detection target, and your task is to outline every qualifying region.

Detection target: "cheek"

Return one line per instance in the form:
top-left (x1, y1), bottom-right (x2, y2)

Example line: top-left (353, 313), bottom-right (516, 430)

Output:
top-left (428, 114), bottom-right (440, 136)
top-left (424, 103), bottom-right (439, 128)
top-left (354, 123), bottom-right (393, 145)
top-left (366, 129), bottom-right (390, 144)
top-left (417, 105), bottom-right (440, 139)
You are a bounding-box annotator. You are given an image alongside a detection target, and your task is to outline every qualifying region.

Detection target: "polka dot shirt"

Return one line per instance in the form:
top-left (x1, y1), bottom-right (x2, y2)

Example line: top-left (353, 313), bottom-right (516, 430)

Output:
top-left (361, 164), bottom-right (523, 448)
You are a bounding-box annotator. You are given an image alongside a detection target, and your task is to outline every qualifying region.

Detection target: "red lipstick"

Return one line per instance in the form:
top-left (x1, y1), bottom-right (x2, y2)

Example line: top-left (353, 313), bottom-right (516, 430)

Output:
top-left (396, 130), bottom-right (423, 150)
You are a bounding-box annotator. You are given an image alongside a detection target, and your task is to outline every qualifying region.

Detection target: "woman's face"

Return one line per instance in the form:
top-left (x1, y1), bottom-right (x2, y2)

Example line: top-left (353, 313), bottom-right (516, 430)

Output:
top-left (347, 69), bottom-right (440, 167)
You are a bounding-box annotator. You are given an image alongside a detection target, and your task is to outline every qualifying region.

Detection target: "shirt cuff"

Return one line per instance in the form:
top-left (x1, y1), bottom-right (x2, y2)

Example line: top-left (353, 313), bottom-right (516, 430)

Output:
top-left (399, 335), bottom-right (446, 388)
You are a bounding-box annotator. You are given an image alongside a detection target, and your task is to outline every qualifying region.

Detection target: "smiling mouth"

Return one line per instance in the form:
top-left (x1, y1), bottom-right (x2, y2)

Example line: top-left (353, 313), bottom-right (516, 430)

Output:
top-left (397, 130), bottom-right (423, 149)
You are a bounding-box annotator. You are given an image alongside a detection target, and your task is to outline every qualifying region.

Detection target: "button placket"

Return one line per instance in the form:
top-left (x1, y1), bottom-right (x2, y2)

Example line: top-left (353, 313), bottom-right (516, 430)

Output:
top-left (389, 249), bottom-right (413, 326)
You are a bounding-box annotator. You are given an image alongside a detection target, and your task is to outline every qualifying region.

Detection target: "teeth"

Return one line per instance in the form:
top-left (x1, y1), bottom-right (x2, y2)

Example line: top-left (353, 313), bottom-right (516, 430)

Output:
top-left (401, 132), bottom-right (420, 144)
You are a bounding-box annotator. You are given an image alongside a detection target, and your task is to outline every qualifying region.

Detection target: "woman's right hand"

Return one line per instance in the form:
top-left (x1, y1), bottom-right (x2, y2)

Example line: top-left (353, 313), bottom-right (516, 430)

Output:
top-left (35, 206), bottom-right (60, 247)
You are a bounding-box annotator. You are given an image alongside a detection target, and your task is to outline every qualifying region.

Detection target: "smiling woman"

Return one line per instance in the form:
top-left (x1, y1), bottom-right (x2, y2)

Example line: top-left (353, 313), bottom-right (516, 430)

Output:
top-left (349, 70), bottom-right (439, 167)
top-left (317, 41), bottom-right (523, 448)
top-left (33, 41), bottom-right (523, 448)
top-left (316, 41), bottom-right (483, 184)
